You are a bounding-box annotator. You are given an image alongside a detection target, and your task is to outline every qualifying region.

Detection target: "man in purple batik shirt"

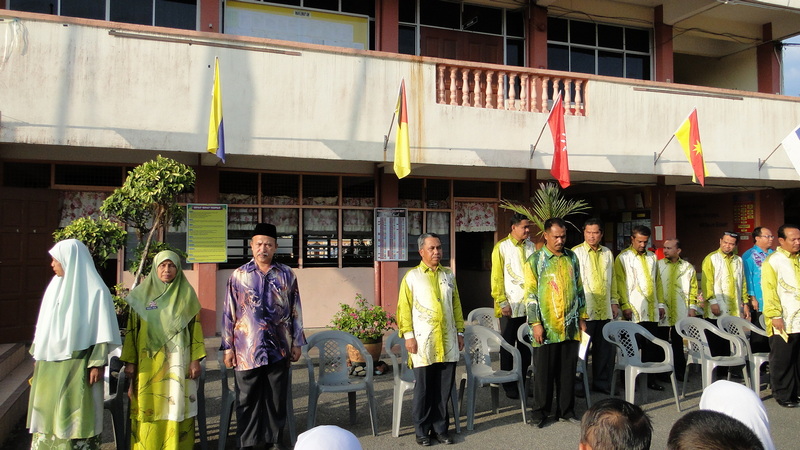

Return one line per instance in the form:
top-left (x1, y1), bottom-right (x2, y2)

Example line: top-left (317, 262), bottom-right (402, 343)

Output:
top-left (222, 223), bottom-right (306, 450)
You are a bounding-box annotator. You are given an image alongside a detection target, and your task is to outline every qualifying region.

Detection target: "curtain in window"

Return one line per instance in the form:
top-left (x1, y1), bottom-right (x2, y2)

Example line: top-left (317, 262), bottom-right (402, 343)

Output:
top-left (229, 208), bottom-right (258, 230)
top-left (343, 209), bottom-right (373, 232)
top-left (409, 211), bottom-right (423, 235)
top-left (220, 193), bottom-right (258, 204)
top-left (303, 209), bottom-right (337, 233)
top-left (427, 212), bottom-right (450, 235)
top-left (455, 202), bottom-right (496, 232)
top-left (262, 208), bottom-right (299, 234)
top-left (59, 191), bottom-right (109, 227)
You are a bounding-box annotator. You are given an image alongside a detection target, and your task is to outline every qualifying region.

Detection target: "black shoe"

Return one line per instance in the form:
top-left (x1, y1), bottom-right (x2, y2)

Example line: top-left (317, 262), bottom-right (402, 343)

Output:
top-left (534, 414), bottom-right (549, 428)
top-left (416, 436), bottom-right (432, 446)
top-left (505, 390), bottom-right (520, 399)
top-left (592, 385), bottom-right (612, 395)
top-left (647, 382), bottom-right (665, 391)
top-left (776, 399), bottom-right (799, 408)
top-left (433, 433), bottom-right (454, 445)
top-left (559, 416), bottom-right (581, 425)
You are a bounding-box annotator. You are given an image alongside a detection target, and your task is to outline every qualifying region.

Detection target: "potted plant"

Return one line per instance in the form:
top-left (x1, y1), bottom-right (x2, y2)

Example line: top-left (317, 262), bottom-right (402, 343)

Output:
top-left (330, 293), bottom-right (396, 365)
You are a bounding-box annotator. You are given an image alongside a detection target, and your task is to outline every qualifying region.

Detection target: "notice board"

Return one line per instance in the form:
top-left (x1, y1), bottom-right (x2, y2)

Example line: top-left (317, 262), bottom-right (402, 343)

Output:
top-left (186, 204), bottom-right (228, 263)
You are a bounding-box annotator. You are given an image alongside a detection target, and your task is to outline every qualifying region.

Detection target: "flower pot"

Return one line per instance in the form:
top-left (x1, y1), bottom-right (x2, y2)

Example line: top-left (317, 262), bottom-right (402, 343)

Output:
top-left (347, 339), bottom-right (383, 364)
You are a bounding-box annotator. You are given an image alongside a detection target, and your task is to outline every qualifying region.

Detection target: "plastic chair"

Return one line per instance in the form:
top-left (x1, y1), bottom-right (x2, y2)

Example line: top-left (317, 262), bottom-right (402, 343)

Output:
top-left (384, 330), bottom-right (460, 437)
top-left (303, 330), bottom-right (379, 436)
top-left (602, 321), bottom-right (681, 412)
top-left (675, 317), bottom-right (751, 396)
top-left (218, 352), bottom-right (297, 449)
top-left (577, 330), bottom-right (593, 408)
top-left (103, 354), bottom-right (128, 450)
top-left (516, 323), bottom-right (535, 383)
top-left (467, 307), bottom-right (501, 353)
top-left (718, 315), bottom-right (770, 395)
top-left (460, 325), bottom-right (527, 430)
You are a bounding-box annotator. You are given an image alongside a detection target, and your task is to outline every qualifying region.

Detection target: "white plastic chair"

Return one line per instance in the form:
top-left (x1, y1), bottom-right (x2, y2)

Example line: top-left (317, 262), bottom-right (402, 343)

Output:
top-left (602, 321), bottom-right (681, 412)
top-left (303, 330), bottom-right (379, 436)
top-left (467, 307), bottom-right (501, 352)
top-left (675, 317), bottom-right (751, 396)
top-left (384, 330), bottom-right (460, 437)
top-left (577, 330), bottom-right (593, 407)
top-left (516, 323), bottom-right (535, 384)
top-left (718, 315), bottom-right (770, 395)
top-left (460, 325), bottom-right (527, 430)
top-left (103, 352), bottom-right (128, 450)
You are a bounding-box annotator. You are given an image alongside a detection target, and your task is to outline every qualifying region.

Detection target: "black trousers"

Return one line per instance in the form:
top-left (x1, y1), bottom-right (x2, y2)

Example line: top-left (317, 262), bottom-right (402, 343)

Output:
top-left (751, 310), bottom-right (771, 353)
top-left (584, 319), bottom-right (613, 391)
top-left (531, 340), bottom-right (579, 419)
top-left (769, 333), bottom-right (800, 403)
top-left (234, 359), bottom-right (290, 447)
top-left (638, 322), bottom-right (668, 383)
top-left (412, 362), bottom-right (456, 438)
top-left (501, 315), bottom-right (531, 393)
top-left (668, 326), bottom-right (687, 376)
top-left (705, 318), bottom-right (732, 377)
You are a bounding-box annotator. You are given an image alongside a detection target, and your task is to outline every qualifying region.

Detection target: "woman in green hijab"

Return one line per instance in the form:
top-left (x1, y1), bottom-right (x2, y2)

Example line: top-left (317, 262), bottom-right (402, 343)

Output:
top-left (121, 250), bottom-right (206, 450)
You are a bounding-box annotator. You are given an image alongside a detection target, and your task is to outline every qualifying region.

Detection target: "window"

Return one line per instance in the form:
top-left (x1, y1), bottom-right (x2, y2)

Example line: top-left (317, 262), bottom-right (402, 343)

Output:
top-left (221, 171), bottom-right (376, 269)
top-left (11, 0), bottom-right (198, 31)
top-left (547, 17), bottom-right (651, 80)
top-left (399, 178), bottom-right (452, 267)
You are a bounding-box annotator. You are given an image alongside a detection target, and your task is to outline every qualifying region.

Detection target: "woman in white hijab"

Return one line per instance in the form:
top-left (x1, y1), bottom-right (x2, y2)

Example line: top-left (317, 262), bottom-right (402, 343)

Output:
top-left (699, 380), bottom-right (776, 450)
top-left (27, 239), bottom-right (121, 450)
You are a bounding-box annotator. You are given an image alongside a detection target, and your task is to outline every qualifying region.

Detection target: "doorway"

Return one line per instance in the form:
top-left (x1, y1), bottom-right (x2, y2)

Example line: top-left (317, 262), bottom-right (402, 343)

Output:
top-left (455, 231), bottom-right (494, 316)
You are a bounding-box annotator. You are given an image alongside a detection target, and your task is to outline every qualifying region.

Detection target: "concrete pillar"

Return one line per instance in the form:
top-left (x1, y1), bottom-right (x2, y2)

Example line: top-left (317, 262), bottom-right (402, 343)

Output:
top-left (757, 23), bottom-right (781, 94)
top-left (526, 5), bottom-right (548, 69)
top-left (654, 5), bottom-right (674, 83)
top-left (375, 0), bottom-right (399, 53)
top-left (651, 180), bottom-right (676, 248)
top-left (193, 165), bottom-right (219, 336)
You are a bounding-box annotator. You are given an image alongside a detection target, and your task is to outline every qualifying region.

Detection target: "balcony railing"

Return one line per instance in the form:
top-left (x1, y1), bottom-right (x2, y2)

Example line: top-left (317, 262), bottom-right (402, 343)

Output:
top-left (436, 63), bottom-right (588, 116)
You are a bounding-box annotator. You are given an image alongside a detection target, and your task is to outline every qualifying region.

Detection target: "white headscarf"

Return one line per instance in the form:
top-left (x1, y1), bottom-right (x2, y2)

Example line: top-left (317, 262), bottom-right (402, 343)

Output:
top-left (699, 380), bottom-right (775, 450)
top-left (295, 426), bottom-right (362, 450)
top-left (32, 239), bottom-right (121, 362)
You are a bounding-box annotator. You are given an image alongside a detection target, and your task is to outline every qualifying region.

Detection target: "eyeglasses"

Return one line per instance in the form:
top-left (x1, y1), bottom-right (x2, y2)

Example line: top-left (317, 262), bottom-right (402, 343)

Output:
top-left (759, 235), bottom-right (775, 239)
top-left (723, 231), bottom-right (739, 238)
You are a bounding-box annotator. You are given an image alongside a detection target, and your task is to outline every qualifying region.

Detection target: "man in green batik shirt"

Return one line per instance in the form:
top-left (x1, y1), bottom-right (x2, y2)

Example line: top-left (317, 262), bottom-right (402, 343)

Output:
top-left (525, 217), bottom-right (586, 428)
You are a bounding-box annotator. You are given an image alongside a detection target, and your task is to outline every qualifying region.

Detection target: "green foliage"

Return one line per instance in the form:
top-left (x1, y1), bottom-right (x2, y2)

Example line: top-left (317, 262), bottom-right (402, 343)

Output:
top-left (330, 293), bottom-right (396, 342)
top-left (129, 241), bottom-right (187, 279)
top-left (500, 182), bottom-right (590, 236)
top-left (53, 217), bottom-right (126, 268)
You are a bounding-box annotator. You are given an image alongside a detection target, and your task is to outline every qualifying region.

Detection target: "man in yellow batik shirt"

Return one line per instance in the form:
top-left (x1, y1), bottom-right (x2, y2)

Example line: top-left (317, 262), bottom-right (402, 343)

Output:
top-left (656, 238), bottom-right (698, 380)
top-left (397, 233), bottom-right (465, 446)
top-left (762, 224), bottom-right (800, 408)
top-left (491, 213), bottom-right (535, 399)
top-left (612, 224), bottom-right (667, 391)
top-left (701, 230), bottom-right (749, 378)
top-left (572, 218), bottom-right (616, 395)
top-left (525, 218), bottom-right (586, 428)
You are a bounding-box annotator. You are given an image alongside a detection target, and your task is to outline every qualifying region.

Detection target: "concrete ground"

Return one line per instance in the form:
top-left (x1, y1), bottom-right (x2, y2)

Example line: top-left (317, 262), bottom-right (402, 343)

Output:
top-left (6, 334), bottom-right (797, 450)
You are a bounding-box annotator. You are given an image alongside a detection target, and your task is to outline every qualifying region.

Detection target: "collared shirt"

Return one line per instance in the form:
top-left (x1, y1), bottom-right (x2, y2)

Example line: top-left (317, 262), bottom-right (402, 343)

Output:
top-left (656, 258), bottom-right (698, 326)
top-left (221, 259), bottom-right (307, 371)
top-left (701, 249), bottom-right (748, 318)
top-left (742, 245), bottom-right (774, 311)
top-left (612, 247), bottom-right (658, 323)
top-left (491, 234), bottom-right (536, 318)
top-left (572, 242), bottom-right (615, 321)
top-left (397, 262), bottom-right (465, 368)
top-left (524, 246), bottom-right (586, 347)
top-left (762, 247), bottom-right (800, 336)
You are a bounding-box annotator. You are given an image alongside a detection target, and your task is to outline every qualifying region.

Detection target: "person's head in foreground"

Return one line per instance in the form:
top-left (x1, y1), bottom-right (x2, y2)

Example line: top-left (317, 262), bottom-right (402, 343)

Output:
top-left (699, 380), bottom-right (775, 450)
top-left (579, 398), bottom-right (652, 450)
top-left (667, 410), bottom-right (764, 450)
top-left (294, 425), bottom-right (362, 450)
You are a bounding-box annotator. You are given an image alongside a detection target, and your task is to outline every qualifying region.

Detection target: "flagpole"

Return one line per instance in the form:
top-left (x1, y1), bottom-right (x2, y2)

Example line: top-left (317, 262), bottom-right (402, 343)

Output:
top-left (758, 143), bottom-right (782, 170)
top-left (530, 91), bottom-right (563, 159)
top-left (383, 111), bottom-right (397, 160)
top-left (654, 135), bottom-right (675, 165)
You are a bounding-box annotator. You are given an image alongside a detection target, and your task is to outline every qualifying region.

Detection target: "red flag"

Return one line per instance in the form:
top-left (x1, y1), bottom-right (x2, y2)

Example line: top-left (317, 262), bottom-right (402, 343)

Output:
top-left (674, 108), bottom-right (707, 186)
top-left (547, 91), bottom-right (570, 188)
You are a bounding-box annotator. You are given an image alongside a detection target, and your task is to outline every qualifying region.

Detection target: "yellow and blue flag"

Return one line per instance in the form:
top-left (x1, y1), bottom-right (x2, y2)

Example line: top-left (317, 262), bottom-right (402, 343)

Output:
top-left (207, 57), bottom-right (225, 163)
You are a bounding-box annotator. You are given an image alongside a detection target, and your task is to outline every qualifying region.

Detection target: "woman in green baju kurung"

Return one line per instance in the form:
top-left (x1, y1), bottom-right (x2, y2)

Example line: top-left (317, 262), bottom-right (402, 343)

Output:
top-left (27, 239), bottom-right (121, 450)
top-left (121, 251), bottom-right (206, 450)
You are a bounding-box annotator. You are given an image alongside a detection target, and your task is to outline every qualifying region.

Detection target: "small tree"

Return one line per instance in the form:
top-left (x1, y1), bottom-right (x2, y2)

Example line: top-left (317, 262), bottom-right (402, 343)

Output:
top-left (53, 217), bottom-right (127, 268)
top-left (101, 155), bottom-right (196, 287)
top-left (500, 182), bottom-right (590, 236)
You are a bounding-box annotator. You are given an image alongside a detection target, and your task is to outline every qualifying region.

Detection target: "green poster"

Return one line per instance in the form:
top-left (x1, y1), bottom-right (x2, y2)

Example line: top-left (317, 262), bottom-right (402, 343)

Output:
top-left (187, 204), bottom-right (228, 263)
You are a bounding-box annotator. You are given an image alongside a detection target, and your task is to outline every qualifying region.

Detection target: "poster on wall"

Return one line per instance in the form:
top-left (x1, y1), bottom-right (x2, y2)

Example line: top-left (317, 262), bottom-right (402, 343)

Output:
top-left (733, 193), bottom-right (755, 239)
top-left (375, 208), bottom-right (408, 261)
top-left (225, 1), bottom-right (370, 49)
top-left (186, 204), bottom-right (228, 263)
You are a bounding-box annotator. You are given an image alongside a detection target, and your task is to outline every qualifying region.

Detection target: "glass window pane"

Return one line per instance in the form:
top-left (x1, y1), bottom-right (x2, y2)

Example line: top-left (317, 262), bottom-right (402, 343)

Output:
top-left (506, 38), bottom-right (524, 67)
top-left (598, 50), bottom-right (623, 77)
top-left (501, 182), bottom-right (524, 202)
top-left (454, 180), bottom-right (496, 198)
top-left (598, 24), bottom-right (623, 49)
top-left (263, 208), bottom-right (299, 266)
top-left (304, 0), bottom-right (338, 12)
top-left (570, 20), bottom-right (595, 46)
top-left (571, 47), bottom-right (595, 75)
top-left (342, 176), bottom-right (374, 206)
top-left (399, 0), bottom-right (415, 23)
top-left (342, 0), bottom-right (374, 16)
top-left (547, 17), bottom-right (567, 42)
top-left (420, 0), bottom-right (459, 29)
top-left (426, 179), bottom-right (450, 209)
top-left (11, 0), bottom-right (54, 14)
top-left (61, 0), bottom-right (105, 19)
top-left (269, 0), bottom-right (301, 5)
top-left (302, 174), bottom-right (338, 205)
top-left (399, 178), bottom-right (424, 208)
top-left (506, 10), bottom-right (524, 38)
top-left (547, 44), bottom-right (569, 71)
top-left (54, 164), bottom-right (122, 187)
top-left (427, 212), bottom-right (450, 260)
top-left (155, 0), bottom-right (196, 30)
top-left (462, 4), bottom-right (502, 35)
top-left (111, 0), bottom-right (153, 25)
top-left (399, 25), bottom-right (416, 55)
top-left (262, 173), bottom-right (299, 204)
top-left (626, 53), bottom-right (650, 80)
top-left (220, 171), bottom-right (258, 202)
top-left (3, 162), bottom-right (50, 188)
top-left (626, 28), bottom-right (650, 53)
